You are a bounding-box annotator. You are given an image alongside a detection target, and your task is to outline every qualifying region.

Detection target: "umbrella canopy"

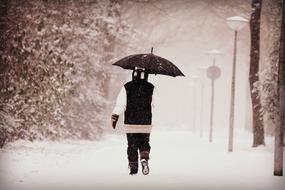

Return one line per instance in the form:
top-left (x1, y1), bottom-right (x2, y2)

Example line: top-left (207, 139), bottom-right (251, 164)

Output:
top-left (112, 49), bottom-right (185, 77)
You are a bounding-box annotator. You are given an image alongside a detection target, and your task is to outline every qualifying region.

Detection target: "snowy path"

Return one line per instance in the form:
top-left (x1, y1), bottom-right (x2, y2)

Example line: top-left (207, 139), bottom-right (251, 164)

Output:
top-left (1, 129), bottom-right (284, 190)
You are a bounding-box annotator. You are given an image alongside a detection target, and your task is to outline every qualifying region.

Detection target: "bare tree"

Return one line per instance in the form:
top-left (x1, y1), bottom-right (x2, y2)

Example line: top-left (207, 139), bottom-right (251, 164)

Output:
top-left (274, 0), bottom-right (284, 177)
top-left (249, 0), bottom-right (265, 147)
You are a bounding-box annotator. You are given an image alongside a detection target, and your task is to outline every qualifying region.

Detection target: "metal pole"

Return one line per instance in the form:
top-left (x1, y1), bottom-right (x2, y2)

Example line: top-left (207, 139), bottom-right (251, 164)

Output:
top-left (200, 74), bottom-right (205, 137)
top-left (228, 31), bottom-right (238, 152)
top-left (209, 58), bottom-right (216, 142)
top-left (209, 78), bottom-right (215, 142)
top-left (193, 78), bottom-right (197, 133)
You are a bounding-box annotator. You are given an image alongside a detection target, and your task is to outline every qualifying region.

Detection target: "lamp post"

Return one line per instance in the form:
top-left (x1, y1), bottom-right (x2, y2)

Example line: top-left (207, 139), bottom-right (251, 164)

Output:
top-left (206, 50), bottom-right (222, 142)
top-left (226, 16), bottom-right (248, 152)
top-left (198, 66), bottom-right (207, 137)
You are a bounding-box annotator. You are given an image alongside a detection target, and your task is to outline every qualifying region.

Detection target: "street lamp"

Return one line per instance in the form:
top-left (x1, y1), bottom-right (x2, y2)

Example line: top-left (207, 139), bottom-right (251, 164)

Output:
top-left (226, 16), bottom-right (248, 152)
top-left (198, 66), bottom-right (207, 137)
top-left (206, 50), bottom-right (222, 142)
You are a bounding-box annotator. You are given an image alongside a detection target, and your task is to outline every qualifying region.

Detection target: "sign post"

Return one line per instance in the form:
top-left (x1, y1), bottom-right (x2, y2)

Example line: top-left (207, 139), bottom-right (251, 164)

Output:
top-left (206, 58), bottom-right (221, 142)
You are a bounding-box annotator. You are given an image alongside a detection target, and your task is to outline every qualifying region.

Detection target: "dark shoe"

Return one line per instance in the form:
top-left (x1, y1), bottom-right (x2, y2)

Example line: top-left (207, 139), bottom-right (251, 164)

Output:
top-left (129, 168), bottom-right (138, 175)
top-left (141, 159), bottom-right (149, 175)
top-left (129, 161), bottom-right (138, 175)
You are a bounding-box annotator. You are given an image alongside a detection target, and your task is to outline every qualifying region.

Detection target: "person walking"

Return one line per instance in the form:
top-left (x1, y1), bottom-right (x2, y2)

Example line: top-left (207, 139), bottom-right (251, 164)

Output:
top-left (111, 67), bottom-right (155, 175)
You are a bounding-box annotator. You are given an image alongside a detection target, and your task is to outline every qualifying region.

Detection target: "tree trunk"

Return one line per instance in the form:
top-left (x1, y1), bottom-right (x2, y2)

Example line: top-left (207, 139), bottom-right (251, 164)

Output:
top-left (280, 0), bottom-right (285, 147)
top-left (0, 0), bottom-right (9, 117)
top-left (274, 0), bottom-right (284, 177)
top-left (249, 0), bottom-right (265, 147)
top-left (0, 0), bottom-right (8, 94)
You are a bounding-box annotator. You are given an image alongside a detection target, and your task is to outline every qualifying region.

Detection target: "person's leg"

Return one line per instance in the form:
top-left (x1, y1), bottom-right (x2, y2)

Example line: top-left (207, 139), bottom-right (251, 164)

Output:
top-left (126, 133), bottom-right (139, 175)
top-left (138, 133), bottom-right (151, 175)
top-left (138, 133), bottom-right (151, 161)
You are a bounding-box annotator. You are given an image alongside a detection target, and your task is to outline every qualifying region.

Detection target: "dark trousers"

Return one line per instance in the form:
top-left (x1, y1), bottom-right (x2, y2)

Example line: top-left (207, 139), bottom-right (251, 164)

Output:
top-left (127, 133), bottom-right (151, 167)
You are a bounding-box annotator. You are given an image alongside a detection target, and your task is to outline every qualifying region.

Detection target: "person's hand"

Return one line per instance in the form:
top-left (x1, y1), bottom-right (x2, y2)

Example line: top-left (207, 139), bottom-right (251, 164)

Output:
top-left (111, 114), bottom-right (119, 129)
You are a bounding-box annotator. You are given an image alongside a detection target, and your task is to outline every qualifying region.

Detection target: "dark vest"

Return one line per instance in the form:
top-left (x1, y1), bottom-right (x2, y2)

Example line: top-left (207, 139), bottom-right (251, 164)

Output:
top-left (124, 80), bottom-right (154, 125)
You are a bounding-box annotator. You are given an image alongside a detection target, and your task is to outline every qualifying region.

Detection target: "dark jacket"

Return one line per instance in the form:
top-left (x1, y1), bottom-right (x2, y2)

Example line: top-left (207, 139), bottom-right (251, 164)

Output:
top-left (124, 80), bottom-right (154, 125)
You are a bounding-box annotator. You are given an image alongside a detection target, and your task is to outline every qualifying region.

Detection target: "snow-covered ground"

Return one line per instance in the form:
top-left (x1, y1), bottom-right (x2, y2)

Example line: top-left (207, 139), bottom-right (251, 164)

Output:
top-left (0, 128), bottom-right (284, 190)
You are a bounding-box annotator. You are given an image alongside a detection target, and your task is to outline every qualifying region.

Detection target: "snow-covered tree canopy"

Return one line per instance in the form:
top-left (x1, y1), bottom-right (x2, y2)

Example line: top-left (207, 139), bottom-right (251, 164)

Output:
top-left (0, 0), bottom-right (137, 147)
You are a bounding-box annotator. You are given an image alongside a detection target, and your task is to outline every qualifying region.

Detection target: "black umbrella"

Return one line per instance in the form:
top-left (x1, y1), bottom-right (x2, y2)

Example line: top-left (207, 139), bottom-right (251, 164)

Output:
top-left (112, 48), bottom-right (185, 77)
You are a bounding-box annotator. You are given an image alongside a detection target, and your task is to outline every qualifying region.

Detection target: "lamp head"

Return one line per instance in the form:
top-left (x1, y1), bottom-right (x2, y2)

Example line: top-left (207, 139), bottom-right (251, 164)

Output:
top-left (226, 16), bottom-right (248, 31)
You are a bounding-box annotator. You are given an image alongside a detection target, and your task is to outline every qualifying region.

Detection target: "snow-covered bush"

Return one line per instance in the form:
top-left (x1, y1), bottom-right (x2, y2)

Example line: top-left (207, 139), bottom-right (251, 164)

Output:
top-left (0, 0), bottom-right (136, 147)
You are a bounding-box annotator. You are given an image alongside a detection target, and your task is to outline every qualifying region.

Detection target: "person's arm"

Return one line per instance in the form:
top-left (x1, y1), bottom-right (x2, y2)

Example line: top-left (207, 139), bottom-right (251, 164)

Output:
top-left (111, 87), bottom-right (126, 129)
top-left (152, 86), bottom-right (158, 109)
top-left (151, 86), bottom-right (159, 126)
